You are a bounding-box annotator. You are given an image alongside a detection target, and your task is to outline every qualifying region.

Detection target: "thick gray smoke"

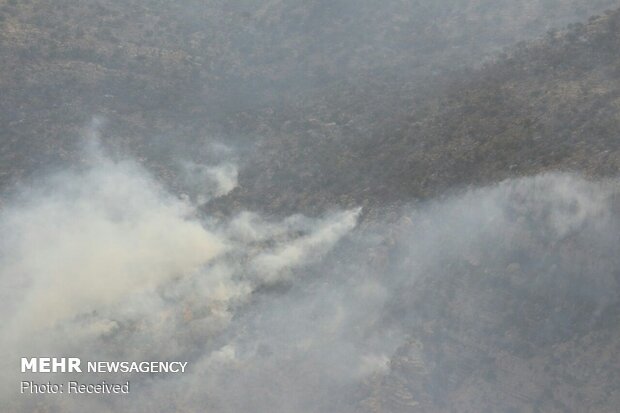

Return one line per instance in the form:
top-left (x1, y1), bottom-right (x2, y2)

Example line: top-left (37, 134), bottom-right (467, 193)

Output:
top-left (1, 138), bottom-right (619, 412)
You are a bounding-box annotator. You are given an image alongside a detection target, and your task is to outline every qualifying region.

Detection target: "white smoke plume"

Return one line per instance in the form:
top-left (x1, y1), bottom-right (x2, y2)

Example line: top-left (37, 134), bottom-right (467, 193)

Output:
top-left (0, 140), bottom-right (361, 412)
top-left (179, 161), bottom-right (239, 204)
top-left (1, 135), bottom-right (619, 413)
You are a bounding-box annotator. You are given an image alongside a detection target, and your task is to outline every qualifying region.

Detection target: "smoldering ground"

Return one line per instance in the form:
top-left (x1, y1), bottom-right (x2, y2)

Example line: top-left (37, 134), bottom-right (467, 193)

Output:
top-left (1, 136), bottom-right (619, 412)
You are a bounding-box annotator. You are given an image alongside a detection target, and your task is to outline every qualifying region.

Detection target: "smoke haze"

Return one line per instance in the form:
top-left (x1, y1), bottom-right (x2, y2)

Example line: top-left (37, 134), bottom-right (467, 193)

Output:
top-left (3, 1), bottom-right (620, 411)
top-left (2, 134), bottom-right (619, 411)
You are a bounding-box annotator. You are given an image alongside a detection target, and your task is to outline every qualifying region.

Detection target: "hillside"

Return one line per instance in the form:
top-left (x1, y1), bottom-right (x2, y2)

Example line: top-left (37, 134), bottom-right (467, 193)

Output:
top-left (3, 2), bottom-right (620, 413)
top-left (1, 0), bottom-right (620, 200)
top-left (223, 9), bottom-right (620, 215)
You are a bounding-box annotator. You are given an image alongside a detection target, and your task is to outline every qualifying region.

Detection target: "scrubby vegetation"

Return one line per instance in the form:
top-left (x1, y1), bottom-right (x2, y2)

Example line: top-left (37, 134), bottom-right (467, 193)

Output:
top-left (3, 1), bottom-right (620, 412)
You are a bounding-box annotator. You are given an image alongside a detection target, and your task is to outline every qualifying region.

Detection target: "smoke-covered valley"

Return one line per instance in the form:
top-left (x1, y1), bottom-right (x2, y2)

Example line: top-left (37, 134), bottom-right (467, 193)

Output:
top-left (2, 132), bottom-right (620, 411)
top-left (3, 0), bottom-right (620, 412)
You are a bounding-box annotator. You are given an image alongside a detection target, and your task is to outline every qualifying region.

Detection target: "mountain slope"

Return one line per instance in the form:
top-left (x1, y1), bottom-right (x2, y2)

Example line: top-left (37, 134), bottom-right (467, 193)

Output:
top-left (225, 9), bottom-right (620, 215)
top-left (2, 0), bottom-right (620, 201)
